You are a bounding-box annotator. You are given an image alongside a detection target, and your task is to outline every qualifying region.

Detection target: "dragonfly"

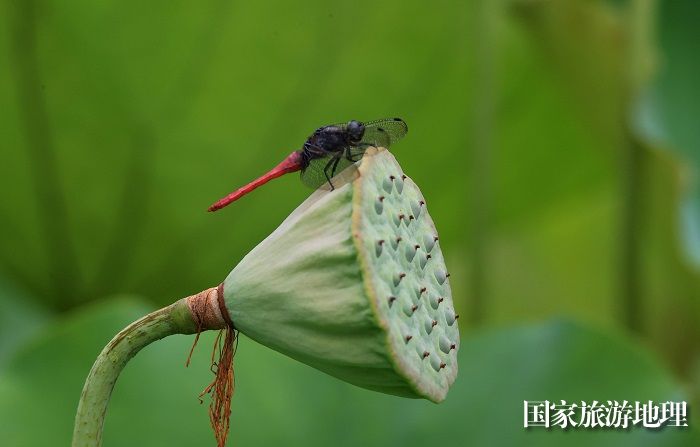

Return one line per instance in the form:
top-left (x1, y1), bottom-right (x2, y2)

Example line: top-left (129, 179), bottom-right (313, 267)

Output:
top-left (208, 117), bottom-right (408, 211)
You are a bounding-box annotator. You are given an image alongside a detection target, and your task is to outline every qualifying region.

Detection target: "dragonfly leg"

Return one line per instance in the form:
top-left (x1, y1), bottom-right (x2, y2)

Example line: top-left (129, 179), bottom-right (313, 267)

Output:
top-left (323, 155), bottom-right (337, 190)
top-left (330, 156), bottom-right (341, 178)
top-left (345, 146), bottom-right (364, 162)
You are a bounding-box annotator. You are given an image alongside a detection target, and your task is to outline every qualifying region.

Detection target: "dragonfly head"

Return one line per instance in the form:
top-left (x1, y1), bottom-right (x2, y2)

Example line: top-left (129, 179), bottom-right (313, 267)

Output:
top-left (346, 120), bottom-right (365, 144)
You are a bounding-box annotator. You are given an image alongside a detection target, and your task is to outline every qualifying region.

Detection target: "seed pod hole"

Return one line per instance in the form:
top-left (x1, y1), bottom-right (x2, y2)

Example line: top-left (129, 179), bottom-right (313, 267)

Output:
top-left (411, 201), bottom-right (422, 218)
top-left (374, 197), bottom-right (384, 215)
top-left (438, 336), bottom-right (453, 354)
top-left (434, 269), bottom-right (446, 285)
top-left (429, 354), bottom-right (442, 371)
top-left (375, 240), bottom-right (385, 257)
top-left (383, 177), bottom-right (394, 193)
top-left (419, 253), bottom-right (429, 270)
top-left (395, 175), bottom-right (404, 194)
top-left (445, 309), bottom-right (456, 326)
top-left (405, 244), bottom-right (417, 262)
top-left (423, 234), bottom-right (436, 252)
top-left (429, 294), bottom-right (440, 309)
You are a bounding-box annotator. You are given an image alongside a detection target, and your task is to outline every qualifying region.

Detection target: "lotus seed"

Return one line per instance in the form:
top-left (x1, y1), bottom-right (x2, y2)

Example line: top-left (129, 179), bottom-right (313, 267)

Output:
top-left (375, 198), bottom-right (384, 214)
top-left (439, 336), bottom-right (452, 354)
top-left (434, 269), bottom-right (446, 285)
top-left (411, 201), bottom-right (421, 218)
top-left (445, 309), bottom-right (456, 326)
top-left (423, 234), bottom-right (436, 252)
top-left (429, 294), bottom-right (439, 309)
top-left (419, 253), bottom-right (429, 270)
top-left (395, 176), bottom-right (404, 193)
top-left (405, 245), bottom-right (417, 262)
top-left (376, 240), bottom-right (384, 257)
top-left (383, 177), bottom-right (393, 193)
top-left (429, 354), bottom-right (442, 371)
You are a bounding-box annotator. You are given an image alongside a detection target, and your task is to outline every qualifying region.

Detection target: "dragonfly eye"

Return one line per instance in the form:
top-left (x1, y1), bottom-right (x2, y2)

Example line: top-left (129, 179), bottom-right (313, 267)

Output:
top-left (346, 120), bottom-right (364, 142)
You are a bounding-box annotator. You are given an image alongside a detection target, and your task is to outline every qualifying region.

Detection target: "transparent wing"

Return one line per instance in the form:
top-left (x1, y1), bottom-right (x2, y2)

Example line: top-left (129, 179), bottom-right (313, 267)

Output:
top-left (360, 117), bottom-right (408, 148)
top-left (300, 150), bottom-right (361, 190)
top-left (300, 156), bottom-right (334, 189)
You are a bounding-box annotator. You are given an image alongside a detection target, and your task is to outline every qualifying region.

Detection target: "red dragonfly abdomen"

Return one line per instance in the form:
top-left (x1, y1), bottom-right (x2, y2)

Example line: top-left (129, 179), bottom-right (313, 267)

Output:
top-left (208, 151), bottom-right (304, 211)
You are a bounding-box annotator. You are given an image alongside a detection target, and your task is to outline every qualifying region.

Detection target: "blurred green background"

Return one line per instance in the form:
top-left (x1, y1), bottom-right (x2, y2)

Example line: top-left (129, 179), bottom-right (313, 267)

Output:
top-left (1, 0), bottom-right (699, 445)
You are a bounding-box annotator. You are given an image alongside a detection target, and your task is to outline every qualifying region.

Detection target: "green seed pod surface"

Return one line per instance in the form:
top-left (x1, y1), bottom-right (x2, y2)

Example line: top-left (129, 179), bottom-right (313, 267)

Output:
top-left (355, 149), bottom-right (459, 402)
top-left (224, 148), bottom-right (458, 402)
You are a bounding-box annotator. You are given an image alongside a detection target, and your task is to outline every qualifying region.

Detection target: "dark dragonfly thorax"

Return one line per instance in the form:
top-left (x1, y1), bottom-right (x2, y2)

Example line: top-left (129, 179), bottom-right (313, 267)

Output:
top-left (301, 123), bottom-right (364, 167)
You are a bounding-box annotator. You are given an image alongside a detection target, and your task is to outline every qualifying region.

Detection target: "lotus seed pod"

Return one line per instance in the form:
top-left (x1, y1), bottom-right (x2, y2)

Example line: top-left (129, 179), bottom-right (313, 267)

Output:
top-left (223, 148), bottom-right (459, 402)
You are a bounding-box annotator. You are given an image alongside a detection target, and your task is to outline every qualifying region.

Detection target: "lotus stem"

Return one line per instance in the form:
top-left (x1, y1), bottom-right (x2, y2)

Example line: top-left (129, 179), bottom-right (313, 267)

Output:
top-left (72, 288), bottom-right (227, 447)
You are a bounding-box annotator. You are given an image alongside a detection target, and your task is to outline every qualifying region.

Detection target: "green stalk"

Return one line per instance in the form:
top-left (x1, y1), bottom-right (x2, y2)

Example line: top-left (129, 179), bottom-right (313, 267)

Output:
top-left (10, 0), bottom-right (82, 306)
top-left (72, 299), bottom-right (197, 447)
top-left (468, 0), bottom-right (500, 326)
top-left (619, 0), bottom-right (656, 333)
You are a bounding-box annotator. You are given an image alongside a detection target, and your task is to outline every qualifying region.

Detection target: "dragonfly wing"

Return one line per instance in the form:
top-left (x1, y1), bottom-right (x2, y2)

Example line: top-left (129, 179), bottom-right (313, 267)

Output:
top-left (361, 118), bottom-right (408, 148)
top-left (300, 151), bottom-right (360, 190)
top-left (300, 156), bottom-right (335, 189)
